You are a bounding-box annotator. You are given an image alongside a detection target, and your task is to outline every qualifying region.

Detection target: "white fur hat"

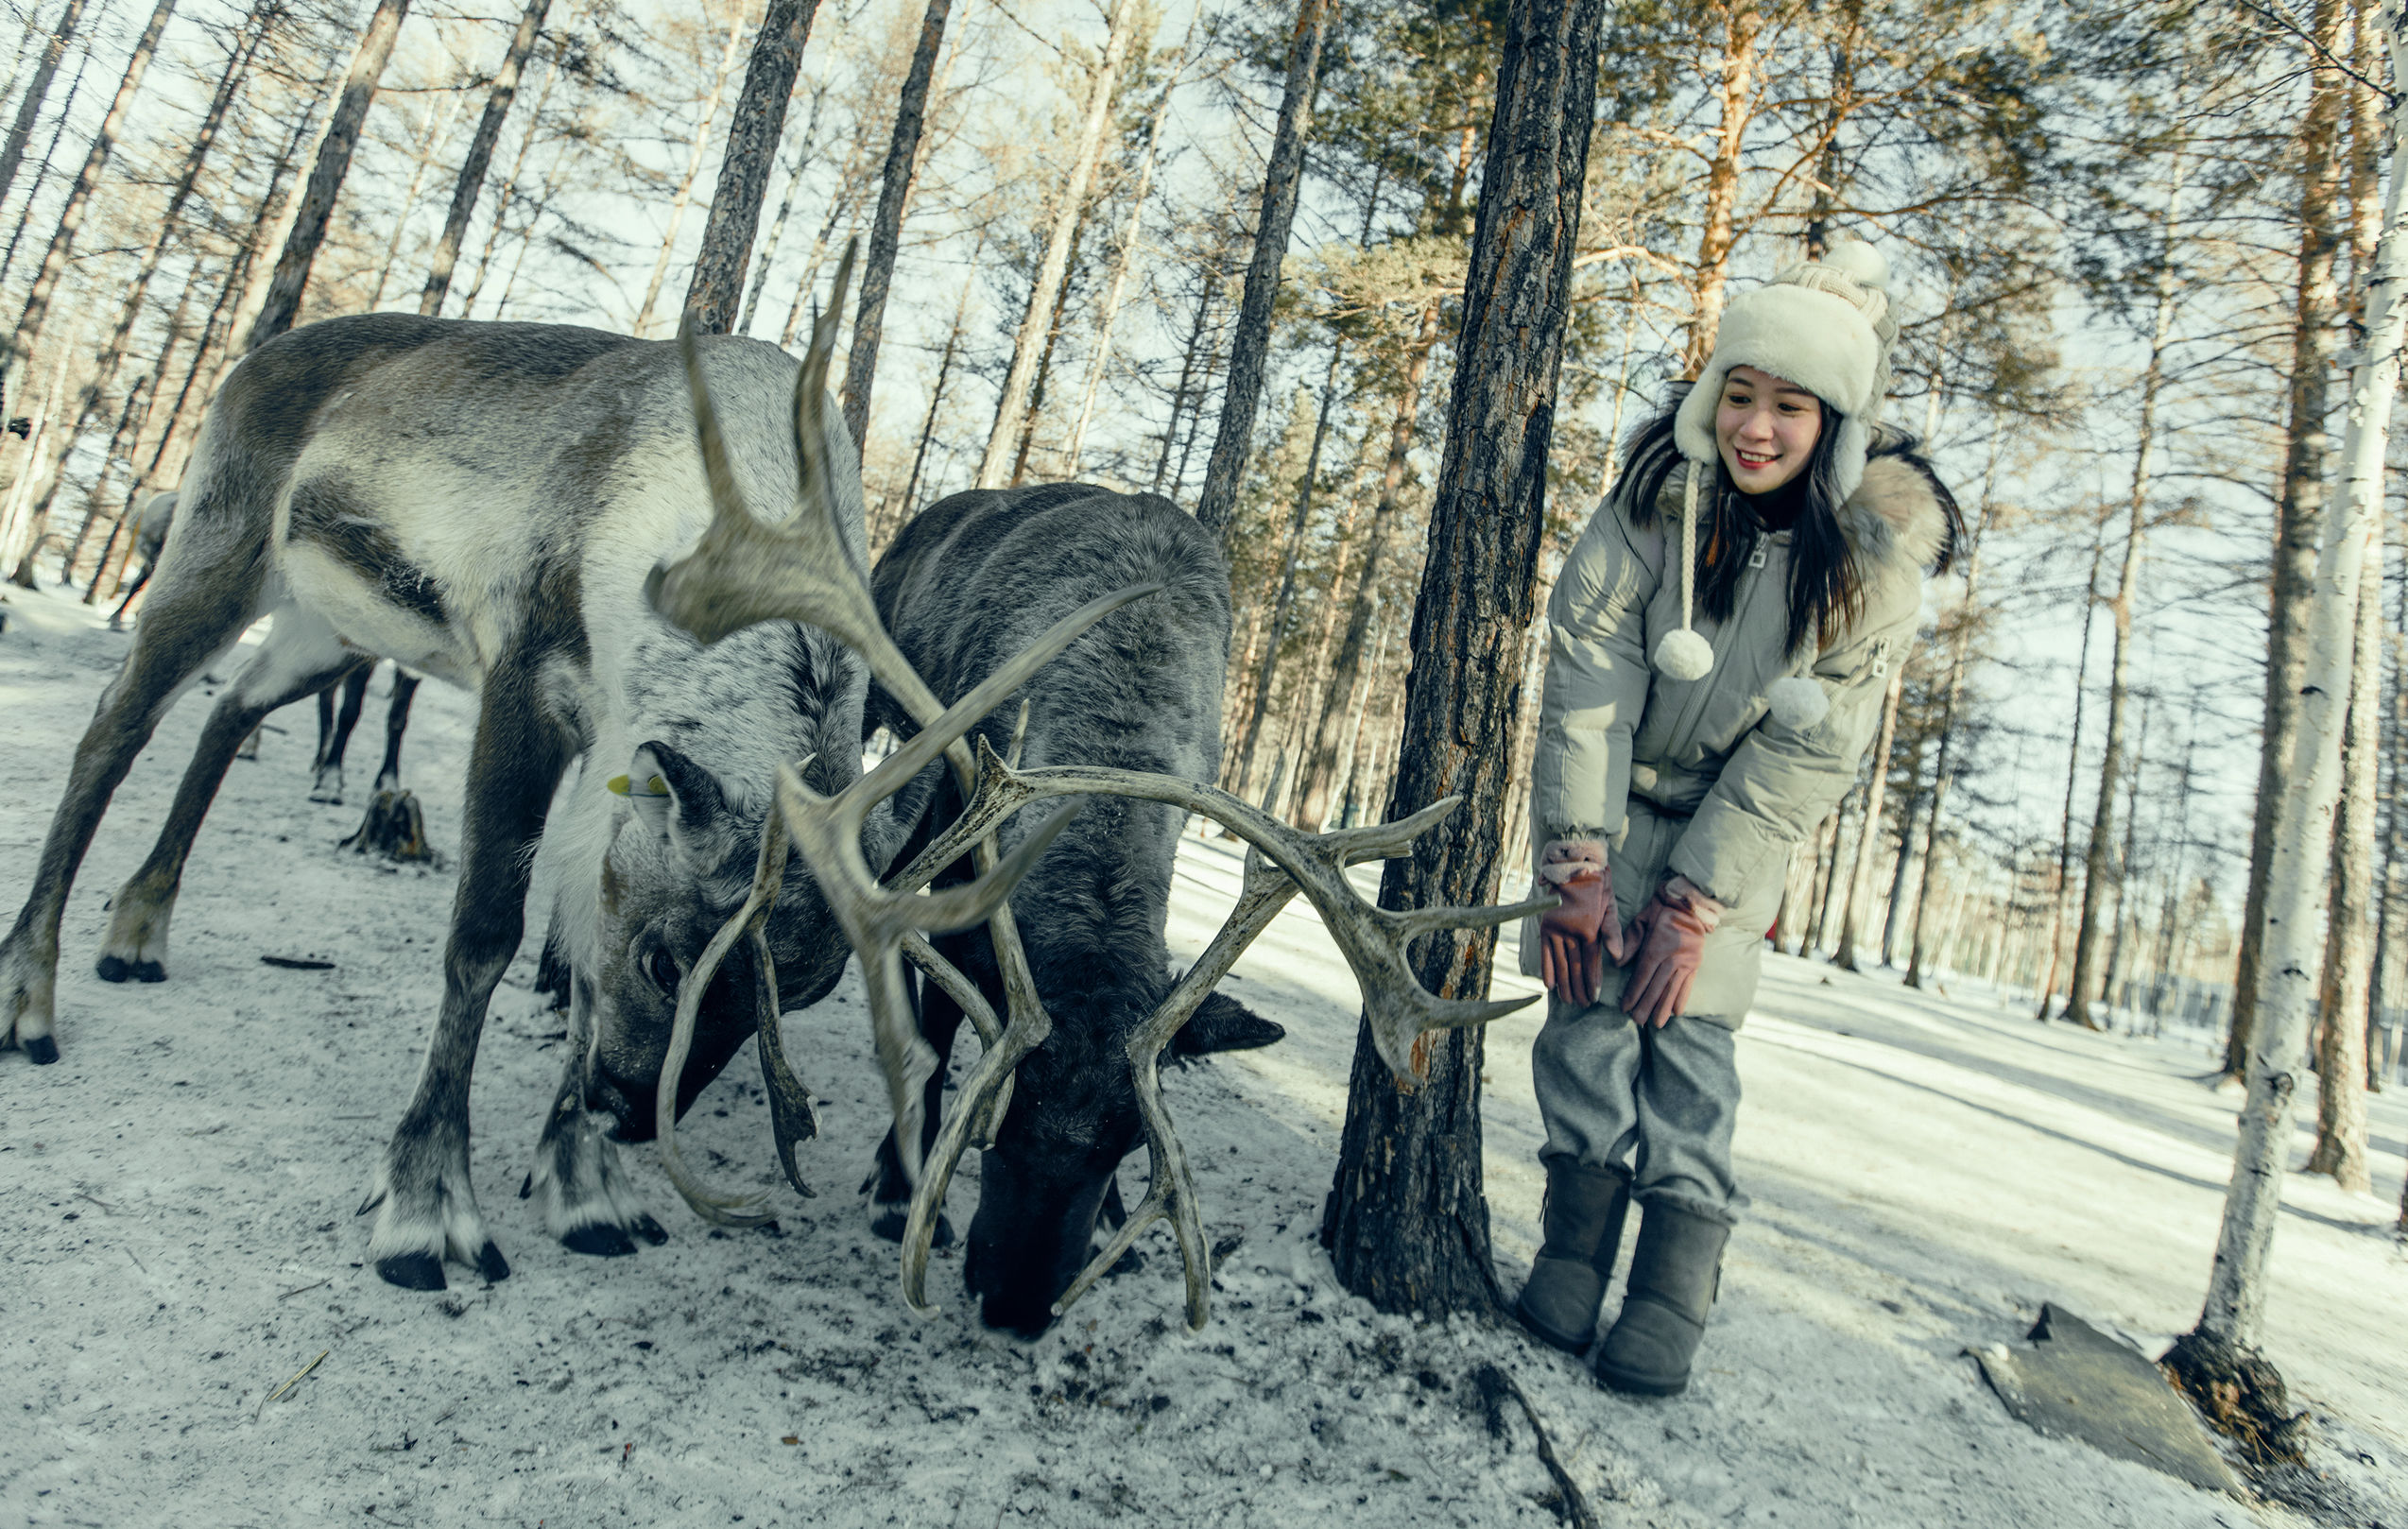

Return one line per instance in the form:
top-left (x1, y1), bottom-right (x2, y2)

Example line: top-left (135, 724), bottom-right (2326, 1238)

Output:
top-left (1674, 239), bottom-right (1898, 502)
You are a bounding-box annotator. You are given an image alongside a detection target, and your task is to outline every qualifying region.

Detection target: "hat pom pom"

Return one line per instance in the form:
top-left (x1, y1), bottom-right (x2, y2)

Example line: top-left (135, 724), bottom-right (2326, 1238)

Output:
top-left (1821, 239), bottom-right (1889, 291)
top-left (1766, 675), bottom-right (1830, 730)
top-left (1653, 627), bottom-right (1714, 681)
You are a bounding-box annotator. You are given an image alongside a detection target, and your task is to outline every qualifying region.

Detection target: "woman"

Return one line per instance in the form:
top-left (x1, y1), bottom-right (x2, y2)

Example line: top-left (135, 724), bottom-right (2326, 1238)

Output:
top-left (1516, 242), bottom-right (1961, 1396)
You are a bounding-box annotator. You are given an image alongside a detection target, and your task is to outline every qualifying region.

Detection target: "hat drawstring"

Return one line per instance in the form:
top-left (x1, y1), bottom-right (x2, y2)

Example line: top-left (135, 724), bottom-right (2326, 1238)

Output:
top-left (1651, 465), bottom-right (1716, 681)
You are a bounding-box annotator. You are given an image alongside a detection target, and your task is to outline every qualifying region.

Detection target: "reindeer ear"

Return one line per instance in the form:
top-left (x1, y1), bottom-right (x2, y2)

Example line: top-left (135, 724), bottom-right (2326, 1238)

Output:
top-left (622, 741), bottom-right (733, 860)
top-left (1172, 989), bottom-right (1286, 1057)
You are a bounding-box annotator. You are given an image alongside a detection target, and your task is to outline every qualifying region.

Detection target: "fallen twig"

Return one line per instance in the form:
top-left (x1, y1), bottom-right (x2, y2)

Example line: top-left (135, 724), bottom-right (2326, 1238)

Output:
top-left (1472, 1362), bottom-right (1599, 1529)
top-left (277, 1278), bottom-right (330, 1300)
top-left (256, 1349), bottom-right (329, 1420)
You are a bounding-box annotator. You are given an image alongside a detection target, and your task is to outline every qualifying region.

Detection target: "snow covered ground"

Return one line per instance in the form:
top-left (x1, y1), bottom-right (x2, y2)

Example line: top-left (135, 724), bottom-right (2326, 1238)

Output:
top-left (3, 584), bottom-right (2405, 1528)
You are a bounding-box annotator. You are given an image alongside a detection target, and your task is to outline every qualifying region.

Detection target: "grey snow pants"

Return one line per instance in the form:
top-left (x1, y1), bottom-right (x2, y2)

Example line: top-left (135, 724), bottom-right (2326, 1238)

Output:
top-left (1531, 998), bottom-right (1744, 1224)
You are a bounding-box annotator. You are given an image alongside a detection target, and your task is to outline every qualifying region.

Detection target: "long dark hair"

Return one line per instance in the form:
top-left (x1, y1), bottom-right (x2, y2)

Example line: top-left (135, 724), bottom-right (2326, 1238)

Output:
top-left (1613, 381), bottom-right (1962, 658)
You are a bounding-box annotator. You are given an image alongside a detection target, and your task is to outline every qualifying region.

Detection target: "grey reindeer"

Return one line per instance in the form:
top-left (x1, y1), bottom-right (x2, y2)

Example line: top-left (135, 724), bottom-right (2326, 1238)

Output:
top-left (0, 266), bottom-right (885, 1292)
top-left (860, 484), bottom-right (1288, 1334)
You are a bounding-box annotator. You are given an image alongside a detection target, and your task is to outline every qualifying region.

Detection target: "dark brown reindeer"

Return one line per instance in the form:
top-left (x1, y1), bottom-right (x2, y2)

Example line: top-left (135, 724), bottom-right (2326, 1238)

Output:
top-left (644, 340), bottom-right (1554, 1336)
top-left (0, 258), bottom-right (918, 1291)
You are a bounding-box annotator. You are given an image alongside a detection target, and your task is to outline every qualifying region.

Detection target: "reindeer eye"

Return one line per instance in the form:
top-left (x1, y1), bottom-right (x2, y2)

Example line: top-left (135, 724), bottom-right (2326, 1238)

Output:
top-left (642, 944), bottom-right (681, 994)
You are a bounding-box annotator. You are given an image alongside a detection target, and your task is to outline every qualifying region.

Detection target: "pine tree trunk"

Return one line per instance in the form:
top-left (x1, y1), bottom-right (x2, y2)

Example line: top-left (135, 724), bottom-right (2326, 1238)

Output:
top-left (1231, 337), bottom-right (1347, 787)
top-left (893, 229), bottom-right (985, 527)
top-left (2037, 524), bottom-right (2106, 1017)
top-left (0, 35), bottom-right (90, 296)
top-left (2065, 191), bottom-right (2179, 1023)
top-left (2224, 0), bottom-right (2351, 1084)
top-left (682, 0), bottom-right (822, 336)
top-left (1322, 0), bottom-right (1604, 1314)
top-left (1835, 669), bottom-right (1903, 971)
top-left (247, 0), bottom-right (413, 350)
top-left (0, 0), bottom-right (87, 213)
top-left (1681, 0), bottom-right (1762, 376)
top-left (634, 4), bottom-right (750, 337)
top-left (6, 0), bottom-right (179, 381)
top-left (419, 0), bottom-right (552, 316)
top-left (1880, 732), bottom-right (1926, 966)
top-left (2372, 567), bottom-right (2408, 1091)
top-left (2169, 0), bottom-right (2399, 1431)
top-left (1191, 0), bottom-right (1333, 541)
top-left (2306, 517), bottom-right (2378, 1191)
top-left (1908, 489), bottom-right (1990, 987)
top-left (1290, 301), bottom-right (1442, 833)
top-left (975, 0), bottom-right (1130, 488)
top-left (1153, 268), bottom-right (1216, 492)
top-left (837, 0), bottom-right (950, 447)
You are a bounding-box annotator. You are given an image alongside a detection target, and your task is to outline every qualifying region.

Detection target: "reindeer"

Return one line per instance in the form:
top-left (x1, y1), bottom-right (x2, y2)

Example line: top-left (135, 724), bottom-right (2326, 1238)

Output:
top-left (856, 483), bottom-right (1289, 1332)
top-left (0, 263), bottom-right (920, 1292)
top-left (308, 661), bottom-right (421, 803)
top-left (640, 345), bottom-right (1557, 1337)
top-left (106, 489), bottom-right (179, 629)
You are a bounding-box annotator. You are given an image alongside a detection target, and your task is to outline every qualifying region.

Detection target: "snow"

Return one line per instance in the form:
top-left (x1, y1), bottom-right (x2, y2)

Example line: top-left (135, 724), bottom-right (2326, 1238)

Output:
top-left (2, 582), bottom-right (2404, 1528)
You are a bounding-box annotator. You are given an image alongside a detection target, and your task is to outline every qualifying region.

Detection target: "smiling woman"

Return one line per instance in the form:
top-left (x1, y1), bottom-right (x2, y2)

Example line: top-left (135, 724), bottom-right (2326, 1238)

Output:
top-left (1513, 240), bottom-right (1968, 1398)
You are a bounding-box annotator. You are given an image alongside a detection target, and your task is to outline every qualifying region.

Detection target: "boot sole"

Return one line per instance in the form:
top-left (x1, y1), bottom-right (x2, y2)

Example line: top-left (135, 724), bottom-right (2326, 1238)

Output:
top-left (1594, 1360), bottom-right (1689, 1397)
top-left (1514, 1297), bottom-right (1595, 1356)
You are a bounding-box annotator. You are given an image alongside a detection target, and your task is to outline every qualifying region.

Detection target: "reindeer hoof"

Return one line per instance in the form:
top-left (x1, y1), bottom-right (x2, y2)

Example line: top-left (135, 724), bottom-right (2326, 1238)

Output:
top-left (95, 954), bottom-right (165, 984)
top-left (870, 1205), bottom-right (953, 1248)
top-left (22, 1034), bottom-right (59, 1065)
top-left (376, 1251), bottom-right (447, 1291)
top-left (473, 1241), bottom-right (510, 1282)
top-left (561, 1224), bottom-right (637, 1258)
top-left (634, 1213), bottom-right (669, 1246)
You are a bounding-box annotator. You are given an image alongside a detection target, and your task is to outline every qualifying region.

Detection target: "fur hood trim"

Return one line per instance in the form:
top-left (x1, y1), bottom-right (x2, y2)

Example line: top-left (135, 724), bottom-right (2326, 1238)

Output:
top-left (1836, 451), bottom-right (1949, 575)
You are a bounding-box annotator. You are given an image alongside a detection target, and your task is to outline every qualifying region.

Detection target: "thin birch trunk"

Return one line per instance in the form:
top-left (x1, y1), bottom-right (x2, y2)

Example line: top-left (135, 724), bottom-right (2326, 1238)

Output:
top-left (1192, 0), bottom-right (1333, 541)
top-left (0, 0), bottom-right (87, 213)
top-left (420, 0), bottom-right (553, 316)
top-left (2306, 512), bottom-right (2378, 1190)
top-left (974, 0), bottom-right (1130, 488)
top-left (370, 90), bottom-right (464, 308)
top-left (2037, 522), bottom-right (2107, 1016)
top-left (2168, 0), bottom-right (2404, 1424)
top-left (6, 0), bottom-right (179, 382)
top-left (1908, 472), bottom-right (1994, 987)
top-left (1681, 0), bottom-right (1762, 376)
top-left (682, 0), bottom-right (823, 335)
top-left (893, 225), bottom-right (986, 528)
top-left (1835, 669), bottom-right (1903, 971)
top-left (633, 2), bottom-right (750, 336)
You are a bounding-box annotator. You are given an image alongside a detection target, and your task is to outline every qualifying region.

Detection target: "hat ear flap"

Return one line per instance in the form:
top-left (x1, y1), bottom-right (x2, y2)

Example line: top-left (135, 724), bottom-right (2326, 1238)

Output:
top-left (1675, 370), bottom-right (1723, 465)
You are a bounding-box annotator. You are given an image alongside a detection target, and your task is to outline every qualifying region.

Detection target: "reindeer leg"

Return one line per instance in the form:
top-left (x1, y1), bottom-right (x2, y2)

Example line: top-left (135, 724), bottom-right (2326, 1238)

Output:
top-left (311, 663), bottom-right (371, 803)
top-left (2, 516), bottom-right (269, 1063)
top-left (97, 606), bottom-right (359, 986)
top-left (364, 654), bottom-right (573, 1290)
top-left (373, 668), bottom-right (420, 794)
top-left (527, 968), bottom-right (669, 1257)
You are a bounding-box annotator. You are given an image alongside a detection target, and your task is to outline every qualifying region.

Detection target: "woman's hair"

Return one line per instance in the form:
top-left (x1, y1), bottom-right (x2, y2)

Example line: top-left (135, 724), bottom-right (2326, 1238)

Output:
top-left (1613, 381), bottom-right (1963, 657)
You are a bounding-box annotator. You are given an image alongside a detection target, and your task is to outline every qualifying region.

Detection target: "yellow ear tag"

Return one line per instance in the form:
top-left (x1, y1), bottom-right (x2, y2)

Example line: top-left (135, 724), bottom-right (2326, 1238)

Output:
top-left (607, 774), bottom-right (671, 798)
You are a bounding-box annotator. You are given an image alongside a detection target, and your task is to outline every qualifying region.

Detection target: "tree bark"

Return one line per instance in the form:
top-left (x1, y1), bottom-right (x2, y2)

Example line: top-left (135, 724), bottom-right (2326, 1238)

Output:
top-left (682, 0), bottom-right (823, 336)
top-left (2305, 514), bottom-right (2378, 1190)
top-left (2373, 553), bottom-right (2408, 1091)
top-left (634, 3), bottom-right (751, 337)
top-left (2224, 0), bottom-right (2351, 1083)
top-left (1322, 0), bottom-right (1605, 1315)
top-left (419, 0), bottom-right (553, 316)
top-left (1834, 669), bottom-right (1903, 971)
top-left (6, 0), bottom-right (179, 380)
top-left (0, 32), bottom-right (91, 296)
top-left (1681, 0), bottom-right (1763, 377)
top-left (975, 0), bottom-right (1130, 488)
top-left (891, 225), bottom-right (986, 531)
top-left (246, 0), bottom-right (412, 351)
top-left (0, 0), bottom-right (88, 214)
top-left (836, 0), bottom-right (950, 447)
top-left (1908, 478), bottom-right (1993, 988)
top-left (1879, 729), bottom-right (1927, 967)
top-left (2169, 0), bottom-right (2400, 1432)
top-left (1192, 0), bottom-right (1333, 542)
top-left (2065, 172), bottom-right (2182, 1024)
top-left (369, 90), bottom-right (464, 308)
top-left (2036, 523), bottom-right (2106, 1017)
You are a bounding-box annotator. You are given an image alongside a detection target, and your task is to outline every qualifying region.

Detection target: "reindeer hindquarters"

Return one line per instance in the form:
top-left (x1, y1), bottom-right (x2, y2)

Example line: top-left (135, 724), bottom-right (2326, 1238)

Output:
top-left (366, 651), bottom-right (576, 1290)
top-left (0, 509), bottom-right (282, 1062)
top-left (98, 605), bottom-right (360, 987)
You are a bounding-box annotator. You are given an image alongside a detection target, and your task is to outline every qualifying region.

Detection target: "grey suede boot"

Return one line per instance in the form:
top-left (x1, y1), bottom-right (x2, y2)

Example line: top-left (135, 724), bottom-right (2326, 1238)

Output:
top-left (1594, 1198), bottom-right (1729, 1396)
top-left (1514, 1160), bottom-right (1632, 1354)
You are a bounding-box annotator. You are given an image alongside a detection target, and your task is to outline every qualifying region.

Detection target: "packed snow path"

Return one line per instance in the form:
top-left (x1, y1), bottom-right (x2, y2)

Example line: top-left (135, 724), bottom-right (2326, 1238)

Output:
top-left (2, 587), bottom-right (2402, 1527)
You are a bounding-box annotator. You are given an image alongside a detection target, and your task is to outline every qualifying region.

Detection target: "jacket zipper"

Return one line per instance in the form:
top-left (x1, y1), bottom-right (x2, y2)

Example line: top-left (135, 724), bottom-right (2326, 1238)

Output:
top-left (1660, 531), bottom-right (1769, 755)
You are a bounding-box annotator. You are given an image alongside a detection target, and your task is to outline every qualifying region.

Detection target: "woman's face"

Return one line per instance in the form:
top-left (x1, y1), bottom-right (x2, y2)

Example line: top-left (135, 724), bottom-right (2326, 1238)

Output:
top-left (1714, 365), bottom-right (1824, 495)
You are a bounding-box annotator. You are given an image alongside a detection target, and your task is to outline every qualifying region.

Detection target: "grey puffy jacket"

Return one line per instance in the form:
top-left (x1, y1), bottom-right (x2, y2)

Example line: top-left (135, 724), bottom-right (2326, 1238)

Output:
top-left (1519, 451), bottom-right (1952, 1023)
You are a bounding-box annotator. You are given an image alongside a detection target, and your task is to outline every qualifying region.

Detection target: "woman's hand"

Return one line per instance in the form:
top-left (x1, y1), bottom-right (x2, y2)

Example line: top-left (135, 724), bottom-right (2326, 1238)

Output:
top-left (1620, 877), bottom-right (1722, 1027)
top-left (1537, 840), bottom-right (1621, 1007)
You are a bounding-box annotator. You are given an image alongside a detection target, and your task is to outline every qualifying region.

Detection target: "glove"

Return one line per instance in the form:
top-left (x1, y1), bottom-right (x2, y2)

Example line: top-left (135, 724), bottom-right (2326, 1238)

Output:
top-left (1619, 876), bottom-right (1721, 1028)
top-left (1536, 839), bottom-right (1622, 1007)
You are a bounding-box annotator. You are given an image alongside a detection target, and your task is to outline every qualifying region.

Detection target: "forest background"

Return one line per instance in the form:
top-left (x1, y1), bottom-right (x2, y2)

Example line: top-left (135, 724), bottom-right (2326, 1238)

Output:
top-left (0, 0), bottom-right (2397, 1227)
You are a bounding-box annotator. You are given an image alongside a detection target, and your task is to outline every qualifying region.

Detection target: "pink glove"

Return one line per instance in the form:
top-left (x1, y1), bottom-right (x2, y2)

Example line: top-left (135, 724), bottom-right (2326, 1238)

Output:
top-left (1536, 840), bottom-right (1623, 1007)
top-left (1620, 877), bottom-right (1721, 1028)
